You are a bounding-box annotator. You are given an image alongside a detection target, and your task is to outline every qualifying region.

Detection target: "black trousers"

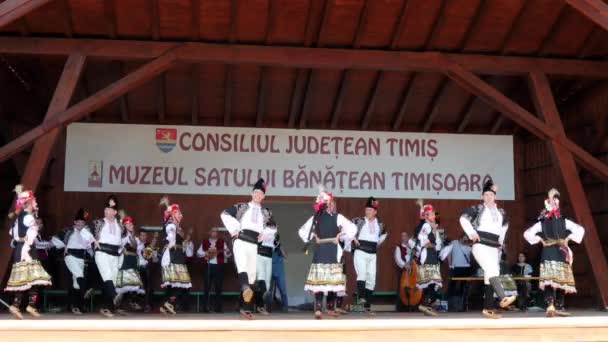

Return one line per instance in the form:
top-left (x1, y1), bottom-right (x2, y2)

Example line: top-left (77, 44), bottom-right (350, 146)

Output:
top-left (202, 263), bottom-right (225, 312)
top-left (138, 266), bottom-right (151, 309)
top-left (515, 280), bottom-right (529, 311)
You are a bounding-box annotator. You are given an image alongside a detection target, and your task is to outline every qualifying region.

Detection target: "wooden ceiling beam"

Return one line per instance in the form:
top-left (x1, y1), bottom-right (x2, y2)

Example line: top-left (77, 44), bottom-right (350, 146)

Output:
top-left (191, 64), bottom-right (199, 126)
top-left (0, 48), bottom-right (179, 163)
top-left (360, 72), bottom-right (382, 130)
top-left (565, 0), bottom-right (608, 32)
top-left (150, 0), bottom-right (160, 41)
top-left (331, 0), bottom-right (369, 129)
top-left (294, 0), bottom-right (331, 129)
top-left (2, 37), bottom-right (608, 77)
top-left (392, 73), bottom-right (416, 131)
top-left (103, 0), bottom-right (118, 39)
top-left (60, 0), bottom-right (74, 38)
top-left (445, 61), bottom-right (608, 183)
top-left (224, 0), bottom-right (239, 127)
top-left (190, 0), bottom-right (200, 41)
top-left (422, 78), bottom-right (450, 132)
top-left (528, 70), bottom-right (608, 308)
top-left (287, 69), bottom-right (309, 128)
top-left (0, 0), bottom-right (52, 29)
top-left (255, 0), bottom-right (277, 128)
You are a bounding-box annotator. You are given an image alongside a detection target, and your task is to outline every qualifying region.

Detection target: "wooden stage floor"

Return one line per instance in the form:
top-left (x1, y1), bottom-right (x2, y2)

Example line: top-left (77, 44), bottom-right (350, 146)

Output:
top-left (1, 310), bottom-right (607, 341)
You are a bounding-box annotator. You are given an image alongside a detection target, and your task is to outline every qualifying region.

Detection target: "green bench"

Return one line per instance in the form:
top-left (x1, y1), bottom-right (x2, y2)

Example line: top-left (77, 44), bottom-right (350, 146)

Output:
top-left (42, 289), bottom-right (239, 313)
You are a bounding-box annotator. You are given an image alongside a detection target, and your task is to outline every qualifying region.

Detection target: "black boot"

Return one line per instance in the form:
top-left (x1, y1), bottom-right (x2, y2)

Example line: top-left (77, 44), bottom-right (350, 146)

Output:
top-left (357, 281), bottom-right (367, 304)
top-left (489, 276), bottom-right (515, 308)
top-left (482, 285), bottom-right (501, 318)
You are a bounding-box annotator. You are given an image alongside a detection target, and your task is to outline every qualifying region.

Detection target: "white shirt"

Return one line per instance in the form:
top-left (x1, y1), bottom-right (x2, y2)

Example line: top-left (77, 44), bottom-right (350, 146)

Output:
top-left (358, 218), bottom-right (387, 245)
top-left (52, 227), bottom-right (95, 250)
top-left (97, 218), bottom-right (123, 246)
top-left (196, 238), bottom-right (232, 264)
top-left (460, 205), bottom-right (508, 245)
top-left (394, 243), bottom-right (411, 269)
top-left (221, 202), bottom-right (274, 238)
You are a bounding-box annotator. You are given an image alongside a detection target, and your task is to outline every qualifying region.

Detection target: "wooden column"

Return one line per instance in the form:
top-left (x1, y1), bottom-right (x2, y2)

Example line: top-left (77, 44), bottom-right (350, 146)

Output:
top-left (0, 48), bottom-right (179, 163)
top-left (528, 71), bottom-right (608, 308)
top-left (21, 53), bottom-right (86, 190)
top-left (1, 53), bottom-right (86, 286)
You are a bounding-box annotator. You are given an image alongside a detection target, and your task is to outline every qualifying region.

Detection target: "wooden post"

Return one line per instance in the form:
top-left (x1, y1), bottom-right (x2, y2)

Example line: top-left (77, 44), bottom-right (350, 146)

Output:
top-left (565, 0), bottom-right (608, 32)
top-left (0, 48), bottom-right (179, 163)
top-left (445, 61), bottom-right (608, 183)
top-left (1, 53), bottom-right (86, 287)
top-left (528, 71), bottom-right (608, 308)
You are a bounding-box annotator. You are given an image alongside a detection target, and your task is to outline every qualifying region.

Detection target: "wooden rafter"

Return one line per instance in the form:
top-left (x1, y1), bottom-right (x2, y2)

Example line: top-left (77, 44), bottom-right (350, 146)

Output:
top-left (445, 60), bottom-right (608, 183)
top-left (103, 0), bottom-right (118, 39)
top-left (565, 0), bottom-right (608, 32)
top-left (191, 64), bottom-right (199, 125)
top-left (331, 0), bottom-right (369, 129)
top-left (360, 72), bottom-right (382, 130)
top-left (256, 0), bottom-right (277, 128)
top-left (224, 0), bottom-right (239, 127)
top-left (1, 37), bottom-right (608, 77)
top-left (392, 74), bottom-right (416, 131)
top-left (190, 0), bottom-right (200, 41)
top-left (528, 71), bottom-right (608, 307)
top-left (0, 0), bottom-right (52, 29)
top-left (297, 0), bottom-right (331, 129)
top-left (0, 48), bottom-right (179, 163)
top-left (60, 0), bottom-right (74, 38)
top-left (425, 0), bottom-right (488, 132)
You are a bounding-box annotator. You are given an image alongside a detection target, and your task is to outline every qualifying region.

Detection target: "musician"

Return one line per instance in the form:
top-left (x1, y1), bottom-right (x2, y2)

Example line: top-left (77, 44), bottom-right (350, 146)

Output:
top-left (92, 195), bottom-right (125, 317)
top-left (196, 227), bottom-right (231, 313)
top-left (136, 231), bottom-right (158, 312)
top-left (523, 188), bottom-right (584, 317)
top-left (220, 178), bottom-right (276, 320)
top-left (351, 197), bottom-right (387, 315)
top-left (51, 208), bottom-right (95, 315)
top-left (394, 232), bottom-right (414, 312)
top-left (255, 218), bottom-right (278, 315)
top-left (5, 185), bottom-right (52, 319)
top-left (511, 252), bottom-right (533, 312)
top-left (298, 188), bottom-right (357, 319)
top-left (414, 200), bottom-right (443, 316)
top-left (442, 234), bottom-right (473, 312)
top-left (459, 178), bottom-right (516, 319)
top-left (115, 216), bottom-right (145, 311)
top-left (159, 197), bottom-right (192, 315)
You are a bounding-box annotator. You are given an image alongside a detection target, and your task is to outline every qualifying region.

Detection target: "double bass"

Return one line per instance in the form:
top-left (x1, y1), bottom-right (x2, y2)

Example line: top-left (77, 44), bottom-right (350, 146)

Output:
top-left (399, 247), bottom-right (422, 307)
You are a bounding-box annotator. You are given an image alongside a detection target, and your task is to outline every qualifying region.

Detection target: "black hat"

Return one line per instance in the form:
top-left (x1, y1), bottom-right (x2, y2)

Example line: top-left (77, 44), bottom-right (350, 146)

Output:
top-left (253, 178), bottom-right (267, 194)
top-left (74, 208), bottom-right (89, 221)
top-left (365, 196), bottom-right (379, 210)
top-left (106, 194), bottom-right (119, 210)
top-left (482, 178), bottom-right (497, 195)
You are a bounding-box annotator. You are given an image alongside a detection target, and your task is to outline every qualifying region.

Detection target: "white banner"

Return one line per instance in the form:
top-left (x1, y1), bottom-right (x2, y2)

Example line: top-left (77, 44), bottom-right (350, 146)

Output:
top-left (64, 123), bottom-right (514, 200)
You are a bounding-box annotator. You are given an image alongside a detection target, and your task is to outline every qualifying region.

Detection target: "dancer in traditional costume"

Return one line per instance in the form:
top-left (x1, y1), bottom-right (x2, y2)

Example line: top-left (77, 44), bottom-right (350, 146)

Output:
top-left (92, 196), bottom-right (125, 317)
top-left (115, 216), bottom-right (145, 311)
top-left (136, 230), bottom-right (158, 312)
top-left (413, 200), bottom-right (443, 316)
top-left (298, 188), bottom-right (357, 319)
top-left (255, 218), bottom-right (278, 315)
top-left (351, 196), bottom-right (386, 315)
top-left (5, 185), bottom-right (52, 319)
top-left (51, 208), bottom-right (95, 315)
top-left (524, 188), bottom-right (584, 317)
top-left (459, 178), bottom-right (516, 319)
top-left (159, 197), bottom-right (192, 315)
top-left (220, 178), bottom-right (276, 319)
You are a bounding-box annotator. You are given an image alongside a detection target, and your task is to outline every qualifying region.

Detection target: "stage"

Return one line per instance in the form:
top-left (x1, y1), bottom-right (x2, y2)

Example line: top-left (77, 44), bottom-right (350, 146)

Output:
top-left (1, 311), bottom-right (607, 341)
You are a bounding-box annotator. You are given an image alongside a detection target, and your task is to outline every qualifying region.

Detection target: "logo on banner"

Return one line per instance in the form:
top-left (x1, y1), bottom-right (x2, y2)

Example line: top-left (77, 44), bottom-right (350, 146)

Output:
top-left (156, 128), bottom-right (177, 153)
top-left (88, 161), bottom-right (103, 188)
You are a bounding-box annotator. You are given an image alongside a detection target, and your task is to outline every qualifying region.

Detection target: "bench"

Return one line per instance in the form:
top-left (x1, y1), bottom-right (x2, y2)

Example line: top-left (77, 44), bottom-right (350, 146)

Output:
top-left (42, 289), bottom-right (240, 313)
